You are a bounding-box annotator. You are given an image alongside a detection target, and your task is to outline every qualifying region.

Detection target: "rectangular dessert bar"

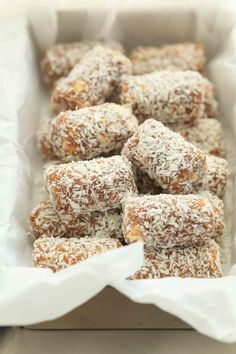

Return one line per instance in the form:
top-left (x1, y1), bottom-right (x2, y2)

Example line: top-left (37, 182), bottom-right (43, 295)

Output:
top-left (45, 156), bottom-right (138, 213)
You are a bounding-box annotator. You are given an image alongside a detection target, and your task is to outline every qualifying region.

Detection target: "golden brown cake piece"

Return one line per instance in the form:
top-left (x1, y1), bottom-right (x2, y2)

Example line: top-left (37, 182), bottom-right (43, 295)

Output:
top-left (29, 200), bottom-right (123, 240)
top-left (122, 194), bottom-right (225, 248)
top-left (45, 156), bottom-right (138, 214)
top-left (203, 78), bottom-right (218, 117)
top-left (30, 200), bottom-right (65, 238)
top-left (194, 156), bottom-right (230, 198)
top-left (199, 191), bottom-right (225, 225)
top-left (134, 155), bottom-right (229, 198)
top-left (130, 42), bottom-right (205, 75)
top-left (37, 117), bottom-right (55, 160)
top-left (168, 118), bottom-right (226, 157)
top-left (33, 237), bottom-right (122, 272)
top-left (119, 70), bottom-right (207, 124)
top-left (41, 40), bottom-right (124, 87)
top-left (51, 46), bottom-right (131, 114)
top-left (130, 240), bottom-right (223, 279)
top-left (122, 119), bottom-right (206, 194)
top-left (50, 103), bottom-right (138, 162)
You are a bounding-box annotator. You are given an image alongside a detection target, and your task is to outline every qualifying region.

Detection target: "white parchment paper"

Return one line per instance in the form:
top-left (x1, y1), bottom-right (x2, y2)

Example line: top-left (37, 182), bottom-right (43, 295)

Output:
top-left (1, 0), bottom-right (236, 343)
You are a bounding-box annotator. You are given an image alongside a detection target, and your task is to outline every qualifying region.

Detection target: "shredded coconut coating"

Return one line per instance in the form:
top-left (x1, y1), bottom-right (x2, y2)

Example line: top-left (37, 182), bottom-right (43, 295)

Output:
top-left (119, 70), bottom-right (207, 124)
top-left (30, 200), bottom-right (65, 238)
top-left (194, 156), bottom-right (230, 198)
top-left (122, 119), bottom-right (206, 194)
top-left (41, 40), bottom-right (124, 87)
top-left (50, 103), bottom-right (138, 162)
top-left (122, 194), bottom-right (225, 249)
top-left (130, 240), bottom-right (223, 279)
top-left (135, 155), bottom-right (229, 198)
top-left (51, 46), bottom-right (132, 114)
top-left (45, 156), bottom-right (138, 213)
top-left (199, 191), bottom-right (225, 223)
top-left (203, 78), bottom-right (218, 117)
top-left (37, 117), bottom-right (55, 160)
top-left (168, 118), bottom-right (226, 157)
top-left (29, 200), bottom-right (123, 240)
top-left (130, 42), bottom-right (205, 75)
top-left (204, 96), bottom-right (218, 118)
top-left (33, 236), bottom-right (122, 272)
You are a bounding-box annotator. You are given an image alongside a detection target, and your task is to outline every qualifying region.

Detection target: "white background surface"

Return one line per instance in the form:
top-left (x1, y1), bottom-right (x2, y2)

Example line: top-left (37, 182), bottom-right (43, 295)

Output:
top-left (1, 0), bottom-right (236, 351)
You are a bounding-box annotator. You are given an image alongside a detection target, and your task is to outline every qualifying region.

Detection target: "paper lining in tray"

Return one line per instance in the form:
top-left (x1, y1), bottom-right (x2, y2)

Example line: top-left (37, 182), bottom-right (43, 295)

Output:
top-left (1, 0), bottom-right (236, 343)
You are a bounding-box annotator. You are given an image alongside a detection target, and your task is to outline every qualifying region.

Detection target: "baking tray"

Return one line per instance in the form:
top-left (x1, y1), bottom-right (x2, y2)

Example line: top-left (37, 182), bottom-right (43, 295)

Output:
top-left (25, 1), bottom-right (233, 330)
top-left (26, 287), bottom-right (189, 329)
top-left (1, 1), bottom-right (235, 337)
